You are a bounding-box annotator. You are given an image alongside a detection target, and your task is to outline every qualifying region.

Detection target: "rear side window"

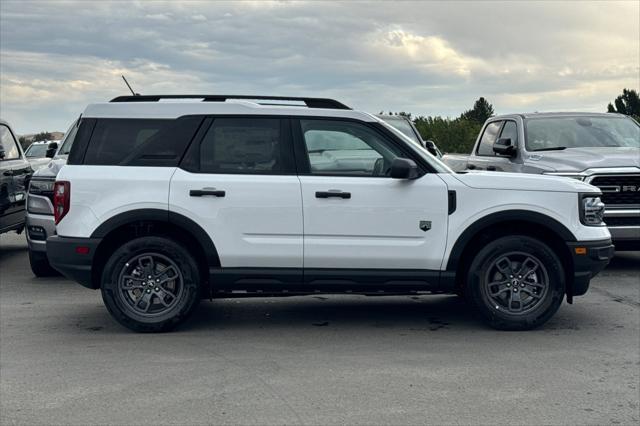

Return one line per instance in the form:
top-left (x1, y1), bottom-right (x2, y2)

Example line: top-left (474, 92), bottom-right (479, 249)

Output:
top-left (82, 117), bottom-right (202, 166)
top-left (198, 118), bottom-right (294, 174)
top-left (477, 121), bottom-right (503, 156)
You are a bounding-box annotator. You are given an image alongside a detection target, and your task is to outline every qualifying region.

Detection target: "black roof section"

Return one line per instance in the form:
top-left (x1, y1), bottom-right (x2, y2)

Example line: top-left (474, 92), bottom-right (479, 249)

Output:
top-left (109, 95), bottom-right (351, 110)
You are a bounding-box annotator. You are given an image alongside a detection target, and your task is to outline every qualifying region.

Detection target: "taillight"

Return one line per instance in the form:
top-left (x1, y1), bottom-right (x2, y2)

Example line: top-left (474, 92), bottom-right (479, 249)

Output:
top-left (53, 181), bottom-right (70, 224)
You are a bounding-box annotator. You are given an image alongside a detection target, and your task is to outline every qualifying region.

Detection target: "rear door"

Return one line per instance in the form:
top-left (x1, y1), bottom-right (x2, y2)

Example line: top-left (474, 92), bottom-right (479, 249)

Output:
top-left (294, 118), bottom-right (449, 272)
top-left (169, 117), bottom-right (303, 275)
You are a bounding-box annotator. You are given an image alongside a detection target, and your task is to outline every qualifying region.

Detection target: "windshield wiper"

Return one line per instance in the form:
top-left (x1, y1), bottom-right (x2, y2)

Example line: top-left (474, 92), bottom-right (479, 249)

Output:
top-left (532, 146), bottom-right (567, 152)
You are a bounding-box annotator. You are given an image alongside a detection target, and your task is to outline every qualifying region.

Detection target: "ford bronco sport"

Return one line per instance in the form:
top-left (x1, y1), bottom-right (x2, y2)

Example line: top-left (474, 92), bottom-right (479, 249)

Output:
top-left (47, 95), bottom-right (614, 332)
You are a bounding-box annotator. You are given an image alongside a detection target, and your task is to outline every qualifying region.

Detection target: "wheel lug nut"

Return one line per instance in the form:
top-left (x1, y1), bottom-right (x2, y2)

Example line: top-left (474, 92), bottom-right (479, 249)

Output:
top-left (156, 279), bottom-right (160, 282)
top-left (155, 287), bottom-right (159, 291)
top-left (148, 275), bottom-right (152, 279)
top-left (146, 289), bottom-right (151, 293)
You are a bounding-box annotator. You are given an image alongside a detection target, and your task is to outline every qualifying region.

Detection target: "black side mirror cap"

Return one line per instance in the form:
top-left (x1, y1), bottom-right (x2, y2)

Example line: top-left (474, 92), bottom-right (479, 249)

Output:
top-left (493, 138), bottom-right (516, 157)
top-left (390, 157), bottom-right (419, 179)
top-left (45, 148), bottom-right (57, 158)
top-left (48, 141), bottom-right (59, 150)
top-left (425, 140), bottom-right (438, 156)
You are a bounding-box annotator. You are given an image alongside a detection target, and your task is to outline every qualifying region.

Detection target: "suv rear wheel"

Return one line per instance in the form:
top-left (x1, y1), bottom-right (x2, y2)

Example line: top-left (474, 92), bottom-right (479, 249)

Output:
top-left (101, 236), bottom-right (201, 332)
top-left (467, 235), bottom-right (565, 330)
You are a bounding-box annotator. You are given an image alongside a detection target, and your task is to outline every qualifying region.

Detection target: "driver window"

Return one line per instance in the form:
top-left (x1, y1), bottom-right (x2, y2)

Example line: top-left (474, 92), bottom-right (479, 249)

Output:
top-left (300, 119), bottom-right (402, 177)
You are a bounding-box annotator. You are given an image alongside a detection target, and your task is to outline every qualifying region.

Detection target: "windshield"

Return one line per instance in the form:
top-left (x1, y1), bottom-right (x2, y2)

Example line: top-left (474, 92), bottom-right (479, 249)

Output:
top-left (380, 117), bottom-right (420, 144)
top-left (377, 119), bottom-right (452, 173)
top-left (25, 144), bottom-right (48, 157)
top-left (57, 119), bottom-right (79, 155)
top-left (525, 116), bottom-right (640, 151)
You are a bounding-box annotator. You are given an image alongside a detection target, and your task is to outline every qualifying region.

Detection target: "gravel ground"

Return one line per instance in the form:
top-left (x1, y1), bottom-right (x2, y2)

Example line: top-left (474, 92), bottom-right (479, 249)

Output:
top-left (1, 231), bottom-right (639, 425)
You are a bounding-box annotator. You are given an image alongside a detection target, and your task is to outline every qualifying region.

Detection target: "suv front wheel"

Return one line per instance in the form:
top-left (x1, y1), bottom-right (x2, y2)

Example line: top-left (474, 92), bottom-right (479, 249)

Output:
top-left (101, 236), bottom-right (201, 332)
top-left (467, 235), bottom-right (565, 330)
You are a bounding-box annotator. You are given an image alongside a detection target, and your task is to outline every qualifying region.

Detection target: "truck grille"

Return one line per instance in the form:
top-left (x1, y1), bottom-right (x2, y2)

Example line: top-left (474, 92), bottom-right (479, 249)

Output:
top-left (589, 175), bottom-right (640, 206)
top-left (605, 217), bottom-right (640, 227)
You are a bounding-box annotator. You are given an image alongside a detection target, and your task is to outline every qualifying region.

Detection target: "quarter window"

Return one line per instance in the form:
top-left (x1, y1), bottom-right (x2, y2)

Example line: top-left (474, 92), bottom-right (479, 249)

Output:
top-left (300, 119), bottom-right (402, 177)
top-left (199, 118), bottom-right (293, 174)
top-left (0, 125), bottom-right (20, 160)
top-left (476, 121), bottom-right (503, 156)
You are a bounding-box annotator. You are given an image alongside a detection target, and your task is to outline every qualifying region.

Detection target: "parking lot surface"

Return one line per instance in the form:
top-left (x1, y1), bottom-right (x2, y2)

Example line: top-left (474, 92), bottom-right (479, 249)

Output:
top-left (1, 232), bottom-right (639, 425)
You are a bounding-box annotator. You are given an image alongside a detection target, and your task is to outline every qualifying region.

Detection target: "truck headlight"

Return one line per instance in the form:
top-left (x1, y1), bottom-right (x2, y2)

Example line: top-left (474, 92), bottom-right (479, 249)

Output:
top-left (580, 195), bottom-right (605, 226)
top-left (28, 179), bottom-right (54, 195)
top-left (543, 172), bottom-right (586, 181)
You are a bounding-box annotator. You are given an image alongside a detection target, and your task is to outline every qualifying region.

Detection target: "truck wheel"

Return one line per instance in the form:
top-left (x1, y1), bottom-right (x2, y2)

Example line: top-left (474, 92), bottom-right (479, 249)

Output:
top-left (29, 250), bottom-right (60, 277)
top-left (467, 235), bottom-right (565, 330)
top-left (100, 236), bottom-right (201, 333)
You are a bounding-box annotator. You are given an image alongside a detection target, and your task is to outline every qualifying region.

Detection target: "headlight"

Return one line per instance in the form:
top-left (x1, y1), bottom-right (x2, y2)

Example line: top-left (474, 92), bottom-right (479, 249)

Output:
top-left (27, 194), bottom-right (54, 215)
top-left (543, 172), bottom-right (586, 181)
top-left (580, 195), bottom-right (605, 226)
top-left (28, 179), bottom-right (55, 195)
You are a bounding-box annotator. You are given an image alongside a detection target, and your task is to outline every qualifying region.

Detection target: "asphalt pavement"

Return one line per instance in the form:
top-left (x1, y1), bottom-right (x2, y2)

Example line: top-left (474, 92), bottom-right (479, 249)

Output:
top-left (1, 231), bottom-right (639, 425)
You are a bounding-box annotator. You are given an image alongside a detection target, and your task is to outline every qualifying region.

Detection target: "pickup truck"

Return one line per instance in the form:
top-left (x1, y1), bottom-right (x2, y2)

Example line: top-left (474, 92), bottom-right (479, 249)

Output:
top-left (442, 112), bottom-right (640, 249)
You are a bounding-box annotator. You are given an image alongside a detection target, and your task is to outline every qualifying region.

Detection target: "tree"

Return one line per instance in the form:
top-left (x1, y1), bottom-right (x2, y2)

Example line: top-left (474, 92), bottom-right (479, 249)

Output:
top-left (607, 89), bottom-right (640, 119)
top-left (460, 97), bottom-right (494, 123)
top-left (32, 132), bottom-right (52, 142)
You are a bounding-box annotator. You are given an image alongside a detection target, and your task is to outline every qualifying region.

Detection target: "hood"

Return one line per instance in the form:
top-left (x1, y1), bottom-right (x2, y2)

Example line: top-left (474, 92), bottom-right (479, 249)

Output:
top-left (27, 157), bottom-right (52, 171)
top-left (526, 147), bottom-right (640, 172)
top-left (31, 158), bottom-right (67, 179)
top-left (453, 171), bottom-right (599, 193)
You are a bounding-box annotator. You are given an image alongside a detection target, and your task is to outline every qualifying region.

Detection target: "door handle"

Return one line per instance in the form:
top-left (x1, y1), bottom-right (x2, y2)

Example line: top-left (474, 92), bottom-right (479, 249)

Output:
top-left (189, 189), bottom-right (225, 197)
top-left (486, 166), bottom-right (496, 171)
top-left (315, 190), bottom-right (351, 199)
top-left (467, 164), bottom-right (476, 170)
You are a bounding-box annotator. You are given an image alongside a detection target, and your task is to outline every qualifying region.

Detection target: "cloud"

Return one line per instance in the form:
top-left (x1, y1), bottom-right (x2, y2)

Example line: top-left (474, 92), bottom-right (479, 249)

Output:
top-left (0, 0), bottom-right (638, 133)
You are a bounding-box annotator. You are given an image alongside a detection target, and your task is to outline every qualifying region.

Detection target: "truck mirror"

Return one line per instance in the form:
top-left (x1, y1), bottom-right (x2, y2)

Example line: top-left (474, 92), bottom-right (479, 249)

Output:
top-left (493, 138), bottom-right (516, 157)
top-left (45, 148), bottom-right (57, 158)
top-left (0, 146), bottom-right (5, 160)
top-left (425, 140), bottom-right (438, 156)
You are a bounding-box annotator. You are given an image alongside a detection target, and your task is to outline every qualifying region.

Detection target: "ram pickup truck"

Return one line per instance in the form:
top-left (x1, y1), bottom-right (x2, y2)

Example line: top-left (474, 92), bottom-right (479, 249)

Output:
top-left (443, 112), bottom-right (640, 249)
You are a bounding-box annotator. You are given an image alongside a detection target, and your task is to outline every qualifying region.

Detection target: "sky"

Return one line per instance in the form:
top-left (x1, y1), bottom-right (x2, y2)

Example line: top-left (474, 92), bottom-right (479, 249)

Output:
top-left (1, 0), bottom-right (639, 134)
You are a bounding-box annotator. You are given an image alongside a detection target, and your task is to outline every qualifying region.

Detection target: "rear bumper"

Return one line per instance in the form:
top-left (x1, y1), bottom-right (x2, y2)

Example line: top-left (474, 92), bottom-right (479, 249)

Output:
top-left (47, 236), bottom-right (101, 289)
top-left (25, 212), bottom-right (56, 253)
top-left (567, 238), bottom-right (615, 297)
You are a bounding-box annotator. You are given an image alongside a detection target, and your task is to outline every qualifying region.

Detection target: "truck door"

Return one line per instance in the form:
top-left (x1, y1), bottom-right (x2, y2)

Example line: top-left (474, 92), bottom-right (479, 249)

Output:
top-left (468, 120), bottom-right (521, 172)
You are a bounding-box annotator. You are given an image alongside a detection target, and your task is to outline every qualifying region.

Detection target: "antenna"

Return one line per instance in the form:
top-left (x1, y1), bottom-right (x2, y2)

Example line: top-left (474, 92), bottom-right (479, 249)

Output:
top-left (121, 75), bottom-right (139, 96)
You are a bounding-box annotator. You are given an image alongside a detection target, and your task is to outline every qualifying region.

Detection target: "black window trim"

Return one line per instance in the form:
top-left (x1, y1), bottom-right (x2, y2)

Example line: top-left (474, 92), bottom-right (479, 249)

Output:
top-left (497, 119), bottom-right (519, 152)
top-left (475, 120), bottom-right (505, 157)
top-left (179, 115), bottom-right (298, 176)
top-left (291, 116), bottom-right (430, 177)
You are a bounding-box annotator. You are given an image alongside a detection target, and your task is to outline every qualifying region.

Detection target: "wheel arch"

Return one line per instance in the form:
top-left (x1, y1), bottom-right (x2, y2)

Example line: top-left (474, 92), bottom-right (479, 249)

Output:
top-left (90, 209), bottom-right (219, 292)
top-left (446, 210), bottom-right (576, 299)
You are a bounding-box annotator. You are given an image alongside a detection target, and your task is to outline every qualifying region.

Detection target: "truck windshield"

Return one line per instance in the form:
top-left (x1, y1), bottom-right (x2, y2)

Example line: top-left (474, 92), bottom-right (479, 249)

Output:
top-left (25, 144), bottom-right (49, 157)
top-left (380, 117), bottom-right (420, 144)
top-left (525, 116), bottom-right (640, 151)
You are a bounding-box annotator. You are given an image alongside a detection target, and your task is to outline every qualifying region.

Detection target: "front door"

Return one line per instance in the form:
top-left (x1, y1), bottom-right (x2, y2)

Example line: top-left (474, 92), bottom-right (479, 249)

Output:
top-left (295, 118), bottom-right (449, 272)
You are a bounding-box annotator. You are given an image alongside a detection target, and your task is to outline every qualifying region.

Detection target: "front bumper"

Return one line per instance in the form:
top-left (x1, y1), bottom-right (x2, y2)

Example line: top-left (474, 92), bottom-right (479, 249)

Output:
top-left (47, 236), bottom-right (102, 289)
top-left (25, 212), bottom-right (56, 253)
top-left (567, 238), bottom-right (615, 298)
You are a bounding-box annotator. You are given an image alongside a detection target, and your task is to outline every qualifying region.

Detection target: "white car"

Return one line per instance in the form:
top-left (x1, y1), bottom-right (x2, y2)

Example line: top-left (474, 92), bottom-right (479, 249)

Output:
top-left (47, 95), bottom-right (614, 332)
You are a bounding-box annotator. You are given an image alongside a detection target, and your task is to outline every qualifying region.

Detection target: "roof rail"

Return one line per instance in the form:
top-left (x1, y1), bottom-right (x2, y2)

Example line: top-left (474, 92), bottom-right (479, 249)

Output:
top-left (109, 95), bottom-right (351, 110)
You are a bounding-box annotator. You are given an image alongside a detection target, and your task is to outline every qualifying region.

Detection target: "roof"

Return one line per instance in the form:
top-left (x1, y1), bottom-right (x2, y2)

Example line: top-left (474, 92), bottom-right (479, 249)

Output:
top-left (492, 112), bottom-right (628, 120)
top-left (83, 95), bottom-right (376, 122)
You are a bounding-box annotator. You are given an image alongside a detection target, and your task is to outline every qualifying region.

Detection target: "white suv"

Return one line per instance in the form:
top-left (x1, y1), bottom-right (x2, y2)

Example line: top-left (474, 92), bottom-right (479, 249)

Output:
top-left (47, 95), bottom-right (614, 332)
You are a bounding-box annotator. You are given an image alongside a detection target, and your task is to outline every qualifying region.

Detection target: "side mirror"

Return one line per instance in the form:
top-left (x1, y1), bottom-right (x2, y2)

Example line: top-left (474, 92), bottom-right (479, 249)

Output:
top-left (493, 138), bottom-right (516, 157)
top-left (45, 148), bottom-right (57, 158)
top-left (425, 140), bottom-right (438, 157)
top-left (47, 141), bottom-right (58, 150)
top-left (390, 158), bottom-right (419, 179)
top-left (0, 146), bottom-right (5, 160)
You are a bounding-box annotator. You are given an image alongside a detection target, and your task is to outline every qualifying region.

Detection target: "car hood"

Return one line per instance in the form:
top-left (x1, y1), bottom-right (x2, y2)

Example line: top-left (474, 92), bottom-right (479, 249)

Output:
top-left (453, 171), bottom-right (599, 193)
top-left (27, 157), bottom-right (52, 171)
top-left (526, 147), bottom-right (640, 172)
top-left (31, 158), bottom-right (67, 179)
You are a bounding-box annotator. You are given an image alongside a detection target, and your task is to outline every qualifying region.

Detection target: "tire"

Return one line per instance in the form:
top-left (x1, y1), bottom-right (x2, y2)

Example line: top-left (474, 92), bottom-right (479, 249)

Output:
top-left (100, 236), bottom-right (201, 332)
top-left (466, 235), bottom-right (565, 331)
top-left (29, 250), bottom-right (60, 277)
